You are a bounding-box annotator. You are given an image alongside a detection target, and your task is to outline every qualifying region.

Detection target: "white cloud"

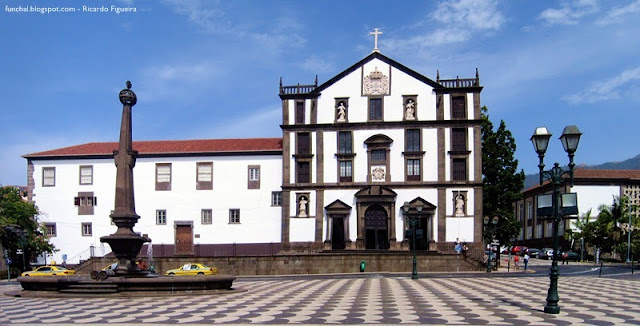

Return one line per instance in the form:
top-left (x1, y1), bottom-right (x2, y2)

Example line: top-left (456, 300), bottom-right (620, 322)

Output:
top-left (202, 105), bottom-right (281, 139)
top-left (385, 0), bottom-right (504, 52)
top-left (596, 0), bottom-right (640, 26)
top-left (563, 66), bottom-right (640, 104)
top-left (163, 0), bottom-right (306, 52)
top-left (145, 62), bottom-right (220, 83)
top-left (538, 0), bottom-right (599, 25)
top-left (298, 55), bottom-right (336, 75)
top-left (163, 0), bottom-right (235, 35)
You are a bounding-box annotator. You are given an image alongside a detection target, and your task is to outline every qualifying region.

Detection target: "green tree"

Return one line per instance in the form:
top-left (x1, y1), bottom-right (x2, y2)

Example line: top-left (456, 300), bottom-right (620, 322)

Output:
top-left (583, 196), bottom-right (639, 260)
top-left (481, 106), bottom-right (525, 246)
top-left (0, 186), bottom-right (55, 271)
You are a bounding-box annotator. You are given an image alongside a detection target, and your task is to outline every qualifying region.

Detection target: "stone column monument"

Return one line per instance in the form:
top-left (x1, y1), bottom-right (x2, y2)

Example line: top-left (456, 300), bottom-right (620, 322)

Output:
top-left (100, 81), bottom-right (151, 276)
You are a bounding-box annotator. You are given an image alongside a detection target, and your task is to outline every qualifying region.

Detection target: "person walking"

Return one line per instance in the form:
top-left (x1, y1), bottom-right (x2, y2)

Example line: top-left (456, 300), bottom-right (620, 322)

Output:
top-left (524, 253), bottom-right (529, 271)
top-left (514, 255), bottom-right (520, 271)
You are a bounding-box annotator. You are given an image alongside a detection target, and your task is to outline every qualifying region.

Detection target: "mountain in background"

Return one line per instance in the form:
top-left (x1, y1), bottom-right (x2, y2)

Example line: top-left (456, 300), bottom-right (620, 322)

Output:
top-left (522, 154), bottom-right (640, 190)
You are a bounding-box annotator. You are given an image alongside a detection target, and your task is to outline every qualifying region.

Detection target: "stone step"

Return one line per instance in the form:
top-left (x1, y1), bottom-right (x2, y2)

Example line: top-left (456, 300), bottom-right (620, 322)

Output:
top-left (66, 283), bottom-right (119, 290)
top-left (60, 288), bottom-right (119, 294)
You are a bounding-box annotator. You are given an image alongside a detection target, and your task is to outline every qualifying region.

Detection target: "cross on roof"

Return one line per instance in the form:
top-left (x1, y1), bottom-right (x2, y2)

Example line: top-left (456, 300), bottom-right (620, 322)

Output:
top-left (370, 28), bottom-right (382, 53)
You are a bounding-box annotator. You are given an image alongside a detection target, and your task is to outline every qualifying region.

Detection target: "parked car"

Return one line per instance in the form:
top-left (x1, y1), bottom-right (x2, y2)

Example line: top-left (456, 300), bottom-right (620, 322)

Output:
top-left (165, 263), bottom-right (217, 276)
top-left (537, 248), bottom-right (554, 260)
top-left (561, 251), bottom-right (580, 261)
top-left (511, 246), bottom-right (528, 256)
top-left (485, 250), bottom-right (497, 263)
top-left (21, 265), bottom-right (76, 277)
top-left (526, 248), bottom-right (541, 257)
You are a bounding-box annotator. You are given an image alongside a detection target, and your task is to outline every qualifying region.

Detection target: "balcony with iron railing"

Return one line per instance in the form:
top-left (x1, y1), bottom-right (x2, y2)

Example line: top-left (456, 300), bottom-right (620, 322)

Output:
top-left (437, 68), bottom-right (481, 88)
top-left (279, 76), bottom-right (318, 96)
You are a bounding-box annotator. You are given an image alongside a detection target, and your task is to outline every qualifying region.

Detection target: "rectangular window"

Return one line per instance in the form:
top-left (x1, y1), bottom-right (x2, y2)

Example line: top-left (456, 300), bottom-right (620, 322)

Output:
top-left (297, 161), bottom-right (310, 183)
top-left (338, 131), bottom-right (352, 154)
top-left (295, 101), bottom-right (305, 124)
top-left (536, 224), bottom-right (543, 238)
top-left (339, 160), bottom-right (353, 182)
top-left (79, 165), bottom-right (93, 185)
top-left (406, 129), bottom-right (421, 152)
top-left (451, 96), bottom-right (466, 119)
top-left (527, 202), bottom-right (533, 220)
top-left (248, 165), bottom-right (260, 189)
top-left (519, 203), bottom-right (525, 221)
top-left (452, 158), bottom-right (467, 181)
top-left (546, 222), bottom-right (553, 237)
top-left (196, 162), bottom-right (213, 190)
top-left (74, 192), bottom-right (97, 215)
top-left (155, 163), bottom-right (172, 191)
top-left (369, 98), bottom-right (383, 121)
top-left (271, 191), bottom-right (282, 206)
top-left (297, 132), bottom-right (310, 155)
top-left (249, 168), bottom-right (259, 181)
top-left (229, 209), bottom-right (240, 224)
top-left (45, 223), bottom-right (56, 237)
top-left (526, 226), bottom-right (533, 239)
top-left (371, 149), bottom-right (386, 163)
top-left (156, 210), bottom-right (167, 225)
top-left (451, 128), bottom-right (467, 151)
top-left (407, 159), bottom-right (421, 181)
top-left (201, 209), bottom-right (212, 225)
top-left (42, 167), bottom-right (55, 187)
top-left (81, 222), bottom-right (92, 236)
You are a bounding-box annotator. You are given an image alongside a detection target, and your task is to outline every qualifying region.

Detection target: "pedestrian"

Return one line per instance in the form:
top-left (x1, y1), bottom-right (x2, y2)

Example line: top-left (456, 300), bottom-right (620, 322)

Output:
top-left (562, 251), bottom-right (568, 265)
top-left (524, 253), bottom-right (529, 271)
top-left (514, 255), bottom-right (520, 271)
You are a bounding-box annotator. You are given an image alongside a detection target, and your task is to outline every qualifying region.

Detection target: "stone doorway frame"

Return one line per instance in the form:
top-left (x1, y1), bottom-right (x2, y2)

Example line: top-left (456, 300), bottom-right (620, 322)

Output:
top-left (354, 185), bottom-right (398, 250)
top-left (323, 199), bottom-right (352, 250)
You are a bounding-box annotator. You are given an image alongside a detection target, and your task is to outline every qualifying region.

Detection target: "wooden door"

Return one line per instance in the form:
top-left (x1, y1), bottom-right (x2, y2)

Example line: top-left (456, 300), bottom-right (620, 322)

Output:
top-left (175, 224), bottom-right (193, 255)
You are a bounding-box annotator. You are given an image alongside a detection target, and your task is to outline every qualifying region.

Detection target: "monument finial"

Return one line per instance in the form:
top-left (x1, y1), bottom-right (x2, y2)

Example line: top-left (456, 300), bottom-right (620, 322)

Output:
top-left (119, 80), bottom-right (137, 106)
top-left (370, 28), bottom-right (382, 53)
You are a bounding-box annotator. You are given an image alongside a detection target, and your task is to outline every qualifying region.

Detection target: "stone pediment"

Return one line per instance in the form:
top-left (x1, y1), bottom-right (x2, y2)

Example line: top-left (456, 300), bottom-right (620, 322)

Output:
top-left (325, 200), bottom-right (352, 215)
top-left (355, 186), bottom-right (397, 202)
top-left (403, 197), bottom-right (437, 214)
top-left (364, 134), bottom-right (393, 146)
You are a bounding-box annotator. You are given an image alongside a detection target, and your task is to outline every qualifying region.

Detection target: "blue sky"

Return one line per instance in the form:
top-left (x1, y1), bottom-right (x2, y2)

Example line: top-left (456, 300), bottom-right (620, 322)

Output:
top-left (1, 0), bottom-right (639, 186)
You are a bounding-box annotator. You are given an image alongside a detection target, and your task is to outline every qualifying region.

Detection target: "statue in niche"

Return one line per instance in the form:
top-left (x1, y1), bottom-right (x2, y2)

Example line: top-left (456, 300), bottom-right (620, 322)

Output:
top-left (337, 102), bottom-right (346, 122)
top-left (405, 99), bottom-right (416, 120)
top-left (299, 196), bottom-right (308, 217)
top-left (455, 194), bottom-right (465, 216)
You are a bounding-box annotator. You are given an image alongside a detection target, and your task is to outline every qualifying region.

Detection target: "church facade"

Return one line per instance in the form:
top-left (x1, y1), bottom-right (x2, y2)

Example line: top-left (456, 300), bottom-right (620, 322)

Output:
top-left (24, 51), bottom-right (484, 264)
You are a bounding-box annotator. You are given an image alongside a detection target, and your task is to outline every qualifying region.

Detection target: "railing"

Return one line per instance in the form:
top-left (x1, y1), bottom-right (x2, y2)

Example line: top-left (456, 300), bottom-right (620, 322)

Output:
top-left (65, 246), bottom-right (103, 266)
top-left (279, 84), bottom-right (317, 95)
top-left (439, 77), bottom-right (480, 88)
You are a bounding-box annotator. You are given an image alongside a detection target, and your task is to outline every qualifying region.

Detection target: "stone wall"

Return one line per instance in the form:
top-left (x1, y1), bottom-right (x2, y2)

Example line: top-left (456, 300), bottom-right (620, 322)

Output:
top-left (78, 252), bottom-right (480, 276)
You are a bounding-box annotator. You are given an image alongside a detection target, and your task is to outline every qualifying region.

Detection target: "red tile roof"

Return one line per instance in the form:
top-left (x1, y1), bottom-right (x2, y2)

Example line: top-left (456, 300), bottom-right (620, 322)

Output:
top-left (522, 169), bottom-right (640, 193)
top-left (23, 138), bottom-right (283, 158)
top-left (574, 169), bottom-right (640, 179)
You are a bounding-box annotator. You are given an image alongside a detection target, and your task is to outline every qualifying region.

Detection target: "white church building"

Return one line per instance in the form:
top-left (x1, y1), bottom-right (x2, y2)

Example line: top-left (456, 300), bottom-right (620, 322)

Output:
top-left (24, 49), bottom-right (484, 264)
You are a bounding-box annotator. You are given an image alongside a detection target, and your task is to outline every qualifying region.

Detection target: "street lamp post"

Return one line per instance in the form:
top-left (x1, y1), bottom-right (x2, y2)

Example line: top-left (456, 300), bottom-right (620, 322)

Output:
top-left (626, 198), bottom-right (633, 263)
top-left (403, 201), bottom-right (423, 280)
top-left (530, 125), bottom-right (582, 315)
top-left (484, 216), bottom-right (499, 272)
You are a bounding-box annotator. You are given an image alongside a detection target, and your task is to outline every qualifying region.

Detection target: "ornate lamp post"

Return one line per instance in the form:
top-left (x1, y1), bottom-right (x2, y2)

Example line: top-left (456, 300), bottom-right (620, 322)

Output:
top-left (403, 201), bottom-right (423, 279)
top-left (531, 125), bottom-right (582, 314)
top-left (484, 216), bottom-right (498, 272)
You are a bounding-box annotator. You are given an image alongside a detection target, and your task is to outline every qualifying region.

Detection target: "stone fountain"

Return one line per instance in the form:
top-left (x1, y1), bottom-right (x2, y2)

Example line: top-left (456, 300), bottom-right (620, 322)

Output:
top-left (14, 82), bottom-right (236, 297)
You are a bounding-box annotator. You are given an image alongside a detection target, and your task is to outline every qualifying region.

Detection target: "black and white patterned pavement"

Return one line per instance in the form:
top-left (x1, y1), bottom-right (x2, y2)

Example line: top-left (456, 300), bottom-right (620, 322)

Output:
top-left (1, 273), bottom-right (639, 325)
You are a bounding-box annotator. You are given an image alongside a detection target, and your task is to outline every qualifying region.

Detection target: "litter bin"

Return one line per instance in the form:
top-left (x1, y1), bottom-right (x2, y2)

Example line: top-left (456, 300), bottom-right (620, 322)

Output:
top-left (360, 261), bottom-right (366, 272)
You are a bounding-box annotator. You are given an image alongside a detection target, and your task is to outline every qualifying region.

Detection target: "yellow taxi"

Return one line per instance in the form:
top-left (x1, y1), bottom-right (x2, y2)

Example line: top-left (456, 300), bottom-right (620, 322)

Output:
top-left (164, 263), bottom-right (217, 276)
top-left (21, 265), bottom-right (76, 277)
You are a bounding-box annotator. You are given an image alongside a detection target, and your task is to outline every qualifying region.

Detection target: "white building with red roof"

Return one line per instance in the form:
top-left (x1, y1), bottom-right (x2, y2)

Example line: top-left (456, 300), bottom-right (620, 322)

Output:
top-left (24, 50), bottom-right (486, 264)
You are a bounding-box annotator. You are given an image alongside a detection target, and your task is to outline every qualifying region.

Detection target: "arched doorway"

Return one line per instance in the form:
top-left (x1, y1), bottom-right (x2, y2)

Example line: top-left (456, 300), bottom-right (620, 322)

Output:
top-left (365, 205), bottom-right (389, 249)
